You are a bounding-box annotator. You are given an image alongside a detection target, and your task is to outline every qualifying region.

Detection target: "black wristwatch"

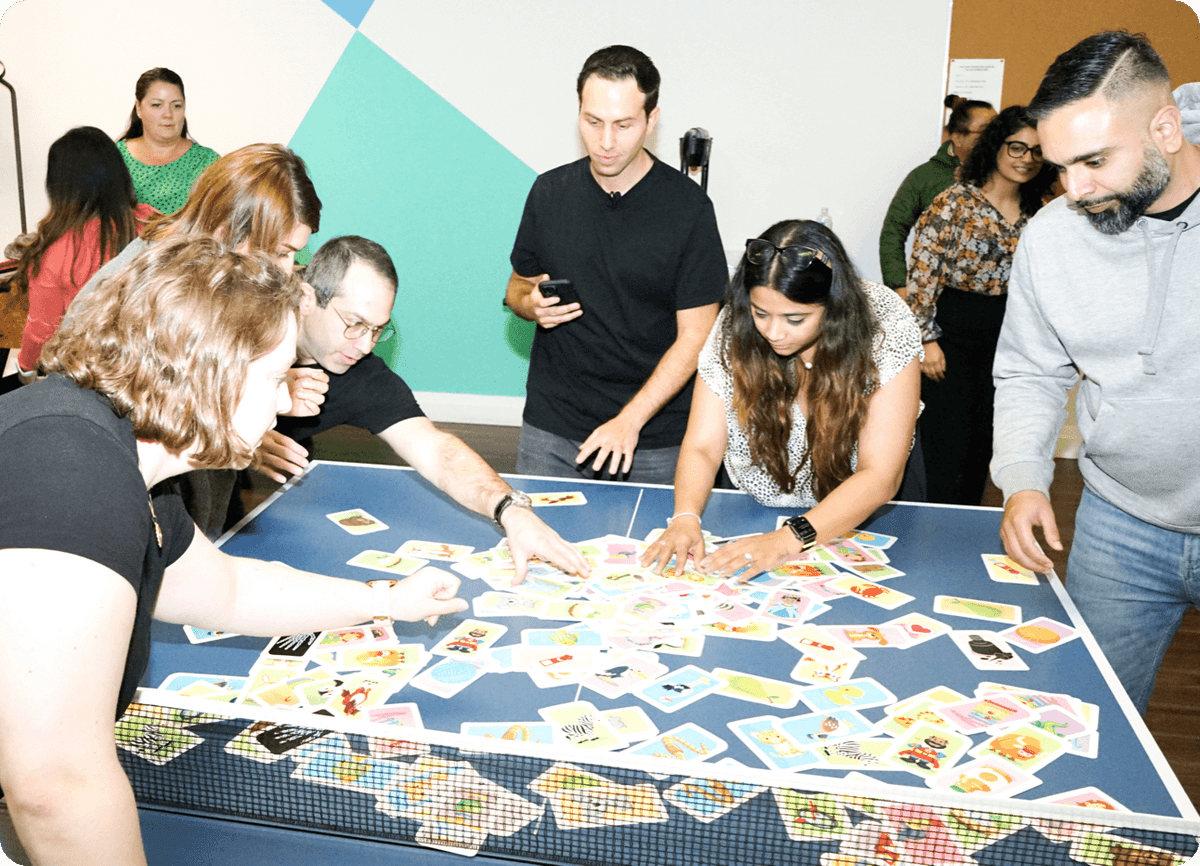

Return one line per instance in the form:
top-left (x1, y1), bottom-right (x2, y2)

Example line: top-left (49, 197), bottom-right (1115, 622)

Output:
top-left (493, 490), bottom-right (532, 528)
top-left (783, 515), bottom-right (818, 551)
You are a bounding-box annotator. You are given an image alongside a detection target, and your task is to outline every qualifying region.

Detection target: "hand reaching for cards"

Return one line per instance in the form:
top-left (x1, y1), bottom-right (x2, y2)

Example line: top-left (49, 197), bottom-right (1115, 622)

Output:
top-left (501, 505), bottom-right (590, 584)
top-left (1000, 490), bottom-right (1061, 573)
top-left (283, 367), bottom-right (330, 416)
top-left (394, 566), bottom-right (468, 626)
top-left (253, 430), bottom-right (309, 483)
top-left (699, 530), bottom-right (802, 584)
top-left (640, 515), bottom-right (704, 575)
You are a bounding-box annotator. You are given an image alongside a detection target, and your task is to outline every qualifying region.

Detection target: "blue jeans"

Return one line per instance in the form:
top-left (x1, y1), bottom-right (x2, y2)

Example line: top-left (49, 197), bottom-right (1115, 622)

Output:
top-left (515, 423), bottom-right (680, 485)
top-left (1067, 486), bottom-right (1200, 714)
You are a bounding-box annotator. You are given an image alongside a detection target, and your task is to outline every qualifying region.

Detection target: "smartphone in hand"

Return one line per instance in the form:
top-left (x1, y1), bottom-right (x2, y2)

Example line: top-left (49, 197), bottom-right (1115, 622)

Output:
top-left (539, 279), bottom-right (579, 306)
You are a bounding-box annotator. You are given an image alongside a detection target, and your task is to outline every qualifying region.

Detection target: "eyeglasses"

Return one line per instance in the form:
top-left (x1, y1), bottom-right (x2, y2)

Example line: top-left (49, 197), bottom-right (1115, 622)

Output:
top-left (331, 306), bottom-right (395, 343)
top-left (1003, 140), bottom-right (1043, 160)
top-left (744, 239), bottom-right (831, 270)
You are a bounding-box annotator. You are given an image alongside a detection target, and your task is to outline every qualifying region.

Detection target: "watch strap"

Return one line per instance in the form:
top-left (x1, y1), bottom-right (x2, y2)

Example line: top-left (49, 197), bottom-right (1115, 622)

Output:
top-left (493, 490), bottom-right (531, 528)
top-left (367, 579), bottom-right (398, 623)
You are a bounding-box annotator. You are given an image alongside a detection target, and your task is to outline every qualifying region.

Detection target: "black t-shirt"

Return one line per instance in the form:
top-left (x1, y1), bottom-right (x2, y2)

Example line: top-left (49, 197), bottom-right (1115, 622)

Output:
top-left (275, 353), bottom-right (425, 441)
top-left (510, 156), bottom-right (727, 448)
top-left (0, 375), bottom-right (195, 720)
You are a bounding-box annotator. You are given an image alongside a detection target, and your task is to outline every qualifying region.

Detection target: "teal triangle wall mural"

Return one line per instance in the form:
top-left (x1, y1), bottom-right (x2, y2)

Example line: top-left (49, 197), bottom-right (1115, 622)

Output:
top-left (290, 32), bottom-right (537, 398)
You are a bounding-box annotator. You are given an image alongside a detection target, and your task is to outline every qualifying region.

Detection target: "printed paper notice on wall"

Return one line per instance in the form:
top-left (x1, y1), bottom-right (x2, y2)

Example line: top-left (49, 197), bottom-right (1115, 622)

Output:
top-left (947, 59), bottom-right (1005, 115)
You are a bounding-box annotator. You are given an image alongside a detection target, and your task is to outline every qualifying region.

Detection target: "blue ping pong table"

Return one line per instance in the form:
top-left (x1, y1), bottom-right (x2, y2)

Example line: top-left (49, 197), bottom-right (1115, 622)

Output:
top-left (122, 460), bottom-right (1197, 865)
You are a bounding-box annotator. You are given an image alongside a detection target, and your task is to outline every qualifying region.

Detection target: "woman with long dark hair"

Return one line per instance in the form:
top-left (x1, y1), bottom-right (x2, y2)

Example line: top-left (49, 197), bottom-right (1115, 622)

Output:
top-left (117, 67), bottom-right (219, 214)
top-left (907, 105), bottom-right (1056, 505)
top-left (11, 126), bottom-right (154, 386)
top-left (642, 219), bottom-right (922, 578)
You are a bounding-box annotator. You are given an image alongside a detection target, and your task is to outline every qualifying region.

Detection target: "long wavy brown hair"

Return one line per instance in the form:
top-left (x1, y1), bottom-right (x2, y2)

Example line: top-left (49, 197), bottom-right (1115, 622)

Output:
top-left (724, 220), bottom-right (878, 499)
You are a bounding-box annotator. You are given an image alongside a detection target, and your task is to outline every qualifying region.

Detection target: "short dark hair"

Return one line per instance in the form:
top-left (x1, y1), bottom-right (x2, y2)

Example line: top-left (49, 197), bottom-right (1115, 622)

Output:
top-left (946, 100), bottom-right (994, 135)
top-left (120, 67), bottom-right (193, 141)
top-left (306, 235), bottom-right (398, 307)
top-left (1029, 31), bottom-right (1171, 120)
top-left (962, 105), bottom-right (1056, 217)
top-left (576, 45), bottom-right (660, 116)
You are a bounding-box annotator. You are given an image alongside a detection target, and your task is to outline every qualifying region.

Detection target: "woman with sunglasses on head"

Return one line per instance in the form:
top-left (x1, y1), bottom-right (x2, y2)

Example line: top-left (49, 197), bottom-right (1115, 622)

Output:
top-left (641, 220), bottom-right (922, 579)
top-left (906, 105), bottom-right (1056, 505)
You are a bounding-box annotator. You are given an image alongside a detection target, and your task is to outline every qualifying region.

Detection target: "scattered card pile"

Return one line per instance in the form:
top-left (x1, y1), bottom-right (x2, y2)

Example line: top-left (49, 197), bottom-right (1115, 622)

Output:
top-left (159, 522), bottom-right (1113, 835)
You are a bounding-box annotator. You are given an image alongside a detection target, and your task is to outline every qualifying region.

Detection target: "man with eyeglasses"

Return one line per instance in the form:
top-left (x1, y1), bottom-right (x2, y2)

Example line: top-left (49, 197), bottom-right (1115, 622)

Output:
top-left (991, 31), bottom-right (1200, 714)
top-left (503, 45), bottom-right (727, 484)
top-left (255, 235), bottom-right (589, 581)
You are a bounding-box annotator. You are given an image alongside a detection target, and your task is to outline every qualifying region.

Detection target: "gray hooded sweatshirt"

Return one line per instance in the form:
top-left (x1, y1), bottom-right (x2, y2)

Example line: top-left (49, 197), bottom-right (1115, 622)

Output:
top-left (991, 83), bottom-right (1200, 532)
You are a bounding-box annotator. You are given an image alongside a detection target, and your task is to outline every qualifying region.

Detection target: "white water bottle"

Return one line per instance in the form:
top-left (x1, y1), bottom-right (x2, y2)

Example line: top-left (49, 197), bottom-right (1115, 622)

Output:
top-left (817, 207), bottom-right (833, 229)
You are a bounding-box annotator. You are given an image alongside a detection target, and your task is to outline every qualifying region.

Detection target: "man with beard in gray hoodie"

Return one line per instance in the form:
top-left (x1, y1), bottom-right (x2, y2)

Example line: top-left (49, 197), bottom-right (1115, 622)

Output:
top-left (992, 31), bottom-right (1200, 715)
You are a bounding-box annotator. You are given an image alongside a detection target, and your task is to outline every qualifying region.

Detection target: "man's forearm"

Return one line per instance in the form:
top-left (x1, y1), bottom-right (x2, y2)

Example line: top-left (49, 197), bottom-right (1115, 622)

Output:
top-left (505, 272), bottom-right (539, 322)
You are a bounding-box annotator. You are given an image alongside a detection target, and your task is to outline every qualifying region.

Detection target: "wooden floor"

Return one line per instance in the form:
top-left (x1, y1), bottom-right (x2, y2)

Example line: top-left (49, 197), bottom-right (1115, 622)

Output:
top-left (246, 423), bottom-right (1200, 811)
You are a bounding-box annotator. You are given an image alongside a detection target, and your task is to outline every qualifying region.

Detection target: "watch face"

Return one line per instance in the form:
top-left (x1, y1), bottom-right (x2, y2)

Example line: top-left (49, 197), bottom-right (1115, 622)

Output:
top-left (510, 491), bottom-right (532, 508)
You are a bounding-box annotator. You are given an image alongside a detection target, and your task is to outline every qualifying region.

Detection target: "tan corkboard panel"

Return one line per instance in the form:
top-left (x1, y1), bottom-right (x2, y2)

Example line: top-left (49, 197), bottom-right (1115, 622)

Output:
top-left (948, 0), bottom-right (1200, 108)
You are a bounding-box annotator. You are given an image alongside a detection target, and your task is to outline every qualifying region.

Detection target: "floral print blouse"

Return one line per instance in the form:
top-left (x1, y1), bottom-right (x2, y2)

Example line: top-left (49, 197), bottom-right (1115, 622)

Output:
top-left (906, 182), bottom-right (1028, 342)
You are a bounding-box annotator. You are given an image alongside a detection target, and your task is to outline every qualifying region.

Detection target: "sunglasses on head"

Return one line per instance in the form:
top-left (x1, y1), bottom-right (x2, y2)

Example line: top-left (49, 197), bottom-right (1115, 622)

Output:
top-left (744, 239), bottom-right (831, 270)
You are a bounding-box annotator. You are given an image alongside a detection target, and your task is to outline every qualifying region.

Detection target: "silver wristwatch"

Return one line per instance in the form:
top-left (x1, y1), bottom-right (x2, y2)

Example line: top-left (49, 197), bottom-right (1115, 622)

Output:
top-left (493, 490), bottom-right (532, 528)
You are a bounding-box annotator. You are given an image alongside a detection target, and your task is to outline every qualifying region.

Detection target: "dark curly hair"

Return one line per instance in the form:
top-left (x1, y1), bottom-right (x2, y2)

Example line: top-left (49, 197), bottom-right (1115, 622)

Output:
top-left (722, 220), bottom-right (878, 499)
top-left (962, 106), bottom-right (1056, 217)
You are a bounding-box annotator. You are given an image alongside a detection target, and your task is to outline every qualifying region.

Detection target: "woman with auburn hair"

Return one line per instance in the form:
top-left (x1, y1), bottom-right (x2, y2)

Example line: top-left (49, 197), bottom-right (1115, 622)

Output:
top-left (641, 220), bottom-right (922, 579)
top-left (0, 237), bottom-right (465, 865)
top-left (68, 142), bottom-right (325, 536)
top-left (8, 127), bottom-right (154, 389)
top-left (117, 67), bottom-right (219, 214)
top-left (907, 105), bottom-right (1055, 505)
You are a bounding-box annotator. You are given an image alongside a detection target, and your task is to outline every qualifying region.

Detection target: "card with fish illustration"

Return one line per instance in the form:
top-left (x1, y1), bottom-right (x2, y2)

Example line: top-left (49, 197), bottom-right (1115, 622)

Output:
top-left (827, 576), bottom-right (913, 610)
top-left (325, 508), bottom-right (388, 535)
top-left (712, 667), bottom-right (802, 709)
top-left (797, 677), bottom-right (896, 712)
top-left (664, 772), bottom-right (765, 823)
top-left (947, 630), bottom-right (1029, 671)
top-left (790, 654), bottom-right (860, 685)
top-left (727, 715), bottom-right (819, 772)
top-left (528, 491), bottom-right (587, 506)
top-left (842, 529), bottom-right (898, 549)
top-left (998, 617), bottom-right (1079, 654)
top-left (969, 723), bottom-right (1068, 773)
top-left (625, 722), bottom-right (728, 765)
top-left (882, 723), bottom-right (971, 778)
top-left (981, 553), bottom-right (1040, 584)
top-left (635, 665), bottom-right (724, 713)
top-left (431, 619), bottom-right (507, 658)
top-left (580, 651), bottom-right (669, 699)
top-left (1037, 786), bottom-right (1129, 812)
top-left (778, 709), bottom-right (875, 746)
top-left (934, 595), bottom-right (1022, 624)
top-left (602, 706), bottom-right (659, 746)
top-left (926, 757), bottom-right (1042, 797)
top-left (883, 612), bottom-right (952, 646)
top-left (395, 539), bottom-right (473, 561)
top-left (460, 721), bottom-right (557, 746)
top-left (538, 701), bottom-right (623, 751)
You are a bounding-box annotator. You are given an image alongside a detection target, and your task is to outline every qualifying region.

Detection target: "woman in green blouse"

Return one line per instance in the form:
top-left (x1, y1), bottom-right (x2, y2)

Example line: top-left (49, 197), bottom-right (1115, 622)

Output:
top-left (117, 67), bottom-right (218, 214)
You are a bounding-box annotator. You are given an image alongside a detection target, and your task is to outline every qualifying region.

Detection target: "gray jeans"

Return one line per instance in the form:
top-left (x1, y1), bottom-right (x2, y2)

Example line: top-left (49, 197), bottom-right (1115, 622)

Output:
top-left (515, 423), bottom-right (680, 485)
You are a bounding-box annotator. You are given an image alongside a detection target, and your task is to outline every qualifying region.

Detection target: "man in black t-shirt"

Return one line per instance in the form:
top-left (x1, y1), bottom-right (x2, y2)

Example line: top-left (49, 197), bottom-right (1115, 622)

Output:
top-left (255, 236), bottom-right (587, 581)
top-left (505, 45), bottom-right (727, 484)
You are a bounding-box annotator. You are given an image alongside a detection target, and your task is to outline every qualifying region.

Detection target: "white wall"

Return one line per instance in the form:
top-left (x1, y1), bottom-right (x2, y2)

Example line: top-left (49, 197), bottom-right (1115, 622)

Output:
top-left (0, 0), bottom-right (952, 282)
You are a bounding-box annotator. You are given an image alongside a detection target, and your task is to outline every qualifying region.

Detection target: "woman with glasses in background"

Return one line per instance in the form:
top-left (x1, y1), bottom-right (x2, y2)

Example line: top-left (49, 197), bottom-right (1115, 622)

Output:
top-left (906, 106), bottom-right (1056, 506)
top-left (641, 219), bottom-right (922, 579)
